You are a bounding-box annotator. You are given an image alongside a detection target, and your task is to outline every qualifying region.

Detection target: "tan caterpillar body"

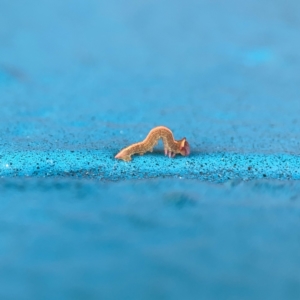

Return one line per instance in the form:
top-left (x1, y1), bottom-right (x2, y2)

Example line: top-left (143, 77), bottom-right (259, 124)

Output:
top-left (115, 126), bottom-right (190, 162)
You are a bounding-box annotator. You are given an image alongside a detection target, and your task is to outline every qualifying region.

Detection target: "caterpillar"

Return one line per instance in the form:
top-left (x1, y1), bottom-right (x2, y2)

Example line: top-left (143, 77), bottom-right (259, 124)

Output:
top-left (115, 126), bottom-right (190, 161)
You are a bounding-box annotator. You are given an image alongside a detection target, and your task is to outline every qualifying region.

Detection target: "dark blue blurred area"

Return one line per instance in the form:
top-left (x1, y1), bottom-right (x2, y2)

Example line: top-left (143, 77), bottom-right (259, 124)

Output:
top-left (1, 178), bottom-right (300, 300)
top-left (1, 0), bottom-right (300, 299)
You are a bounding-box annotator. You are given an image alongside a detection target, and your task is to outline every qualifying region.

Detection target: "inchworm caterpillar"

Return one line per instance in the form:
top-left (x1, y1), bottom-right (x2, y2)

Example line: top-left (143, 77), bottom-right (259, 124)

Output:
top-left (115, 126), bottom-right (190, 161)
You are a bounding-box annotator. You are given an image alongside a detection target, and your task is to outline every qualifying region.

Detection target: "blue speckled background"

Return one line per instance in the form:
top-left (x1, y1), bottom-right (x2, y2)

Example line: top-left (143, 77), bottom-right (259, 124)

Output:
top-left (1, 0), bottom-right (300, 299)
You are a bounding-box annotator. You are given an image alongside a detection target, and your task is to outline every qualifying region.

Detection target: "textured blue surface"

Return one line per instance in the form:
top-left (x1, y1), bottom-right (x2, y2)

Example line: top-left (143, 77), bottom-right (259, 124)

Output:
top-left (2, 150), bottom-right (300, 182)
top-left (1, 178), bottom-right (300, 300)
top-left (1, 0), bottom-right (300, 299)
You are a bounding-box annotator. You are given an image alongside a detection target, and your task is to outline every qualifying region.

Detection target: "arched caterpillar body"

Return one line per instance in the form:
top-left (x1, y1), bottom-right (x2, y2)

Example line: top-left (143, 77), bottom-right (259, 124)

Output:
top-left (115, 126), bottom-right (190, 161)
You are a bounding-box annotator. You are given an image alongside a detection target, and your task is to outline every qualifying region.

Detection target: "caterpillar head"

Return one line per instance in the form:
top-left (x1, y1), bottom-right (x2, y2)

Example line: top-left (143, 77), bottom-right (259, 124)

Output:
top-left (179, 138), bottom-right (190, 156)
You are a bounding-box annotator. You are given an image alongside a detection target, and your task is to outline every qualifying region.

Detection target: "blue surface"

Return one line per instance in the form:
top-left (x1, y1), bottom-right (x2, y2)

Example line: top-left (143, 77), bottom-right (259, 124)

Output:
top-left (1, 178), bottom-right (300, 300)
top-left (1, 0), bottom-right (300, 299)
top-left (2, 150), bottom-right (300, 182)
